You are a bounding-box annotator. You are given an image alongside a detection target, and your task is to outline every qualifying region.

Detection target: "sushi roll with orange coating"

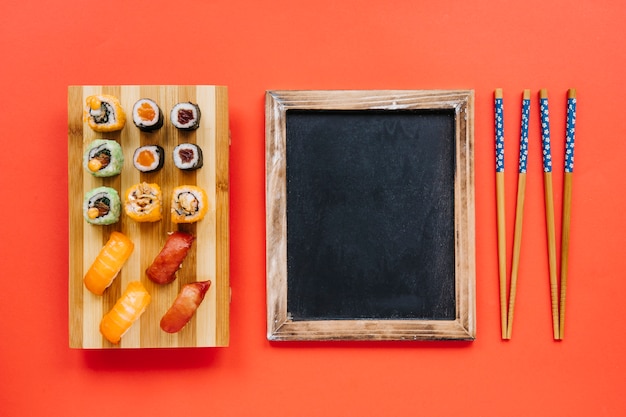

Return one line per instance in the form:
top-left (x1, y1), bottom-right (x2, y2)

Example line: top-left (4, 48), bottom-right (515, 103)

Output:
top-left (171, 185), bottom-right (208, 224)
top-left (171, 102), bottom-right (201, 130)
top-left (132, 98), bottom-right (163, 131)
top-left (124, 182), bottom-right (162, 222)
top-left (85, 94), bottom-right (126, 132)
top-left (84, 231), bottom-right (134, 295)
top-left (83, 139), bottom-right (124, 177)
top-left (132, 145), bottom-right (164, 173)
top-left (100, 281), bottom-right (151, 344)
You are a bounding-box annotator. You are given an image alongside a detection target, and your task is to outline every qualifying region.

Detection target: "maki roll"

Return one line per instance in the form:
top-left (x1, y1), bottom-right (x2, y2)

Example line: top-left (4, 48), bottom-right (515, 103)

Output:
top-left (173, 143), bottom-right (203, 171)
top-left (85, 94), bottom-right (126, 132)
top-left (84, 186), bottom-right (121, 225)
top-left (133, 145), bottom-right (164, 173)
top-left (132, 98), bottom-right (164, 131)
top-left (171, 185), bottom-right (209, 224)
top-left (83, 139), bottom-right (124, 177)
top-left (124, 182), bottom-right (163, 222)
top-left (171, 102), bottom-right (201, 130)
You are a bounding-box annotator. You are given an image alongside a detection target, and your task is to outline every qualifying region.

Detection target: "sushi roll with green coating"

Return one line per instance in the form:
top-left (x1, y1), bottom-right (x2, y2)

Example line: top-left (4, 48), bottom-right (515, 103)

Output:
top-left (133, 145), bottom-right (164, 173)
top-left (171, 102), bottom-right (201, 130)
top-left (173, 143), bottom-right (203, 171)
top-left (132, 98), bottom-right (163, 131)
top-left (85, 95), bottom-right (126, 132)
top-left (83, 139), bottom-right (124, 177)
top-left (84, 187), bottom-right (121, 225)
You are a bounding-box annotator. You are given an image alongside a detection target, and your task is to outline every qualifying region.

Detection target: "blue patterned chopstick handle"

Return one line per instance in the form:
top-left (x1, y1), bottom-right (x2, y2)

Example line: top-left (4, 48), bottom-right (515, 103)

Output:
top-left (495, 94), bottom-right (504, 172)
top-left (540, 94), bottom-right (552, 173)
top-left (519, 97), bottom-right (531, 173)
top-left (565, 94), bottom-right (577, 173)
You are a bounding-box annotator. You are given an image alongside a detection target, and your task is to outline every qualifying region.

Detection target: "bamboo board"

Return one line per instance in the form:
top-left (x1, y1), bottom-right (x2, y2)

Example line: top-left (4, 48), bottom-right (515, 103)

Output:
top-left (68, 85), bottom-right (229, 348)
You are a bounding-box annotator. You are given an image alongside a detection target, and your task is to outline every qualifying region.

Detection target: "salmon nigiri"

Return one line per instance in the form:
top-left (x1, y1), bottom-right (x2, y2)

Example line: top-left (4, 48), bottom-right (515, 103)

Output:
top-left (100, 281), bottom-right (151, 344)
top-left (84, 231), bottom-right (134, 295)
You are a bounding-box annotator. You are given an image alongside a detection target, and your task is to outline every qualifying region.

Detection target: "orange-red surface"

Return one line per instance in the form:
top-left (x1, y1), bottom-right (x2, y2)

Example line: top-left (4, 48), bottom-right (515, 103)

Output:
top-left (1, 1), bottom-right (625, 416)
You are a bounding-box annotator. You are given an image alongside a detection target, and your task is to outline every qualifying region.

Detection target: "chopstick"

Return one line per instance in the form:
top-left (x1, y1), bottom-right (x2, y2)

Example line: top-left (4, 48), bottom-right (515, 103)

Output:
top-left (506, 89), bottom-right (531, 339)
top-left (539, 88), bottom-right (560, 340)
top-left (559, 88), bottom-right (577, 339)
top-left (494, 89), bottom-right (508, 339)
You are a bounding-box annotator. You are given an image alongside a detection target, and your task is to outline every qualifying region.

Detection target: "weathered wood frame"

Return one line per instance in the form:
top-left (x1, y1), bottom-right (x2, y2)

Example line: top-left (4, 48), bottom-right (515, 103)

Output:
top-left (266, 90), bottom-right (475, 341)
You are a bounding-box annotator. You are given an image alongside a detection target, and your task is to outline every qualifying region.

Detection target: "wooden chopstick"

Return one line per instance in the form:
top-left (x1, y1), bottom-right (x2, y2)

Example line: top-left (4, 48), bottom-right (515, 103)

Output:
top-left (539, 88), bottom-right (560, 340)
top-left (559, 88), bottom-right (577, 339)
top-left (506, 89), bottom-right (531, 339)
top-left (494, 89), bottom-right (508, 339)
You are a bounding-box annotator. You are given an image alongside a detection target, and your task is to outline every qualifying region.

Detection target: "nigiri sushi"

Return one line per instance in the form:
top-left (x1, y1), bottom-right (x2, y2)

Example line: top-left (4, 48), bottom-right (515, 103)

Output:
top-left (160, 281), bottom-right (211, 333)
top-left (146, 231), bottom-right (195, 285)
top-left (100, 281), bottom-right (151, 344)
top-left (84, 231), bottom-right (134, 295)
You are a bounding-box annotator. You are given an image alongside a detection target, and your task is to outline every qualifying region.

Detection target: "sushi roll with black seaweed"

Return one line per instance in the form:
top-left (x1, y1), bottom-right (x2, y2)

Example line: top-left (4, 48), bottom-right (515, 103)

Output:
top-left (85, 95), bottom-right (126, 132)
top-left (173, 143), bottom-right (203, 171)
top-left (132, 98), bottom-right (164, 131)
top-left (133, 145), bottom-right (164, 173)
top-left (84, 186), bottom-right (121, 225)
top-left (83, 139), bottom-right (124, 177)
top-left (171, 102), bottom-right (201, 130)
top-left (171, 185), bottom-right (208, 224)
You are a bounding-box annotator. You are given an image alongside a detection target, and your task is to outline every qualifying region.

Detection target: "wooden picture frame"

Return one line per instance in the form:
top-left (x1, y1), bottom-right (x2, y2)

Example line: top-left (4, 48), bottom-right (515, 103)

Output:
top-left (265, 90), bottom-right (475, 341)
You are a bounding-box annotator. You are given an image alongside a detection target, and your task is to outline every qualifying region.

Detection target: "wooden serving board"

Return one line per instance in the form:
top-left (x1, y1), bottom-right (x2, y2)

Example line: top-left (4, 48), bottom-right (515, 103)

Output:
top-left (68, 85), bottom-right (229, 348)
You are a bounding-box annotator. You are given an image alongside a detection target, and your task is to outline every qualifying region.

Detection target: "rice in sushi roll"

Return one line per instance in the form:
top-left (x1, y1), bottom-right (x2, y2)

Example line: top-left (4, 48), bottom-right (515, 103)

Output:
top-left (124, 182), bottom-right (162, 222)
top-left (133, 145), bottom-right (164, 173)
top-left (171, 185), bottom-right (208, 224)
top-left (85, 95), bottom-right (126, 132)
top-left (171, 102), bottom-right (201, 130)
top-left (84, 186), bottom-right (121, 225)
top-left (173, 143), bottom-right (203, 171)
top-left (132, 98), bottom-right (163, 131)
top-left (83, 139), bottom-right (124, 177)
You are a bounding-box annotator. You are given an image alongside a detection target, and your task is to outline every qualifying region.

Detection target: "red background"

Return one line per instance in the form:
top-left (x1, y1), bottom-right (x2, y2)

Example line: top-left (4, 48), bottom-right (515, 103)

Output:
top-left (1, 1), bottom-right (625, 415)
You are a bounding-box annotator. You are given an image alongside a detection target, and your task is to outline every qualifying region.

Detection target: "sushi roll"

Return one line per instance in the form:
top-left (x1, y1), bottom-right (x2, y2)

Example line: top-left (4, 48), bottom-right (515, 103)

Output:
top-left (133, 145), bottom-right (164, 173)
top-left (83, 186), bottom-right (121, 225)
top-left (173, 143), bottom-right (203, 171)
top-left (132, 98), bottom-right (163, 131)
top-left (171, 185), bottom-right (209, 224)
top-left (85, 94), bottom-right (126, 132)
top-left (124, 182), bottom-right (163, 222)
top-left (171, 102), bottom-right (201, 130)
top-left (83, 139), bottom-right (124, 177)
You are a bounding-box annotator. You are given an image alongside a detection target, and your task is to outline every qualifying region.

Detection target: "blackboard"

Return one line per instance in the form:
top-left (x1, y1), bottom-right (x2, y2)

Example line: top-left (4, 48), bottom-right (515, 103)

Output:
top-left (266, 90), bottom-right (476, 341)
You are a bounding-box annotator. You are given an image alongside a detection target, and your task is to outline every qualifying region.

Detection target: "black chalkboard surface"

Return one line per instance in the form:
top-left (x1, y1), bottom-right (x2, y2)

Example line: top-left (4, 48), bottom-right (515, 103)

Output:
top-left (266, 90), bottom-right (475, 341)
top-left (286, 109), bottom-right (456, 321)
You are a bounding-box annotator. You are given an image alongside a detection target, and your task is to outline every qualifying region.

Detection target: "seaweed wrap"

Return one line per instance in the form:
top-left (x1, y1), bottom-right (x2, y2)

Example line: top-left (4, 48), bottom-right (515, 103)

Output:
top-left (84, 186), bottom-right (121, 225)
top-left (83, 139), bottom-right (124, 177)
top-left (132, 98), bottom-right (163, 131)
top-left (171, 102), bottom-right (201, 130)
top-left (133, 145), bottom-right (164, 173)
top-left (171, 185), bottom-right (209, 224)
top-left (173, 143), bottom-right (203, 171)
top-left (124, 182), bottom-right (163, 222)
top-left (85, 95), bottom-right (126, 132)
